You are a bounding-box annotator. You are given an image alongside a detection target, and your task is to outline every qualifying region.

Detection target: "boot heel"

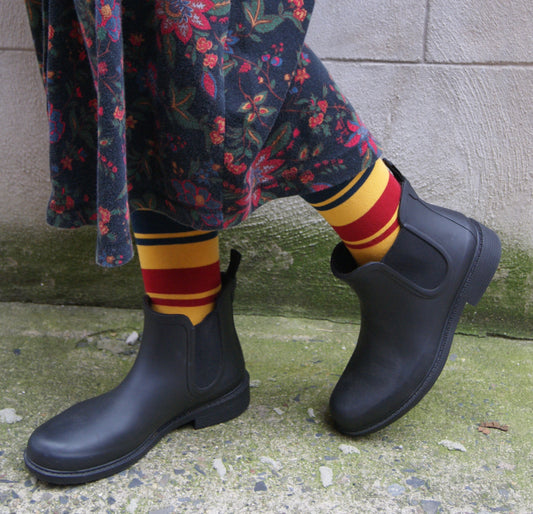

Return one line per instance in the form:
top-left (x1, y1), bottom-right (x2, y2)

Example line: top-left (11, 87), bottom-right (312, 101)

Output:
top-left (193, 373), bottom-right (250, 429)
top-left (464, 222), bottom-right (501, 306)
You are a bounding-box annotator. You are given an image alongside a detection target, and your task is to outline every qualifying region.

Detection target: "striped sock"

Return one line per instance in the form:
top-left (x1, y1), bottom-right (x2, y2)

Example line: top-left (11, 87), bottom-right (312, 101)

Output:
top-left (304, 159), bottom-right (401, 265)
top-left (131, 210), bottom-right (221, 325)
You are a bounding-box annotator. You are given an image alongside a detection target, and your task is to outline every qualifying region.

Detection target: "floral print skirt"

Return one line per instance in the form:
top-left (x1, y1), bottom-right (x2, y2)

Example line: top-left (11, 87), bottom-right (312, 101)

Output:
top-left (25, 0), bottom-right (381, 266)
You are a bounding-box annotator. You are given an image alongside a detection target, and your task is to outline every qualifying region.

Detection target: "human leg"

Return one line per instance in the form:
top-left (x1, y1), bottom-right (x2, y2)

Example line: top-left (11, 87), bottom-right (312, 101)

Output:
top-left (302, 158), bottom-right (401, 265)
top-left (132, 210), bottom-right (221, 325)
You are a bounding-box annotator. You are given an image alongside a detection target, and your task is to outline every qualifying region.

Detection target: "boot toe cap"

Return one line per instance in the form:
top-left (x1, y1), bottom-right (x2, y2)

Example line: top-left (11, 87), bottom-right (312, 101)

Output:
top-left (26, 426), bottom-right (74, 472)
top-left (25, 411), bottom-right (103, 473)
top-left (25, 396), bottom-right (131, 476)
top-left (329, 386), bottom-right (388, 436)
top-left (329, 367), bottom-right (422, 436)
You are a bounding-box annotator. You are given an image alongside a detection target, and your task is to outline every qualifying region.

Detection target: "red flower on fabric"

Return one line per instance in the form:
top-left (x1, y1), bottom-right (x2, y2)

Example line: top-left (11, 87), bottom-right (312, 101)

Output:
top-left (99, 223), bottom-right (110, 236)
top-left (210, 131), bottom-right (223, 145)
top-left (250, 147), bottom-right (285, 185)
top-left (129, 34), bottom-right (145, 46)
top-left (294, 68), bottom-right (310, 85)
top-left (309, 112), bottom-right (324, 128)
top-left (98, 61), bottom-right (108, 75)
top-left (196, 37), bottom-right (213, 53)
top-left (300, 170), bottom-right (314, 184)
top-left (49, 200), bottom-right (65, 215)
top-left (282, 167), bottom-right (298, 182)
top-left (210, 116), bottom-right (225, 144)
top-left (126, 115), bottom-right (137, 129)
top-left (224, 153), bottom-right (247, 175)
top-left (99, 206), bottom-right (111, 224)
top-left (203, 54), bottom-right (218, 69)
top-left (96, 0), bottom-right (121, 43)
top-left (293, 8), bottom-right (307, 22)
top-left (214, 116), bottom-right (225, 133)
top-left (60, 155), bottom-right (73, 170)
top-left (98, 206), bottom-right (112, 235)
top-left (113, 105), bottom-right (125, 121)
top-left (155, 0), bottom-right (214, 44)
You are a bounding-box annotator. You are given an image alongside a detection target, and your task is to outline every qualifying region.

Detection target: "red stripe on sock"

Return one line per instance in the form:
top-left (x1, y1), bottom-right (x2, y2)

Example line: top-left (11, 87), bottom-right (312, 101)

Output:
top-left (150, 294), bottom-right (219, 308)
top-left (142, 261), bottom-right (221, 295)
top-left (333, 174), bottom-right (401, 242)
top-left (345, 219), bottom-right (400, 250)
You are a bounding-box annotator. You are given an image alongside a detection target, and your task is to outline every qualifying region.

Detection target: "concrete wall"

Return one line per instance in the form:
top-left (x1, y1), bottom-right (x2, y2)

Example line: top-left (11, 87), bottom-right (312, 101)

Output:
top-left (1, 1), bottom-right (532, 336)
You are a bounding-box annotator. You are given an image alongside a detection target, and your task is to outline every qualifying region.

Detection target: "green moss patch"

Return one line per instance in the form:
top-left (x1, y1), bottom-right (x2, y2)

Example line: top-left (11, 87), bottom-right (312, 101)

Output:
top-left (0, 214), bottom-right (531, 338)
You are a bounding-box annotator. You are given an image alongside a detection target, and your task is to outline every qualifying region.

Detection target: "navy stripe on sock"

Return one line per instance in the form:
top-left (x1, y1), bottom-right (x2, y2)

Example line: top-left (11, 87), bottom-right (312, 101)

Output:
top-left (302, 165), bottom-right (373, 211)
top-left (135, 231), bottom-right (218, 246)
top-left (300, 178), bottom-right (351, 205)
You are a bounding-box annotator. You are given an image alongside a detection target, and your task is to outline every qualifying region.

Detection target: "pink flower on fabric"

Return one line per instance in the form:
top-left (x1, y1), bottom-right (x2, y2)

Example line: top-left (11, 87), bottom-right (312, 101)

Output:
top-left (155, 0), bottom-right (214, 44)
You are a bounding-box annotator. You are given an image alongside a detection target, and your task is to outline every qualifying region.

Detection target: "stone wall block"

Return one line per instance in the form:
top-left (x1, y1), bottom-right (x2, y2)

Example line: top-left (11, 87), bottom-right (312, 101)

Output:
top-left (0, 51), bottom-right (50, 225)
top-left (427, 0), bottom-right (533, 63)
top-left (306, 0), bottom-right (427, 62)
top-left (0, 1), bottom-right (35, 49)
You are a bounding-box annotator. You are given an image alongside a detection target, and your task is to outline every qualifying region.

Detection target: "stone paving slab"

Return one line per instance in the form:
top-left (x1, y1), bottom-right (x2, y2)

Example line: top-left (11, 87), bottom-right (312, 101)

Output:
top-left (0, 302), bottom-right (532, 513)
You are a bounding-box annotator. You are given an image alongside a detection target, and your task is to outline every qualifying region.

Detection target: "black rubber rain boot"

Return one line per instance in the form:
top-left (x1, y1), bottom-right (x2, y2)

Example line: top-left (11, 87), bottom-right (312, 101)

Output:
top-left (329, 161), bottom-right (501, 436)
top-left (25, 250), bottom-right (249, 484)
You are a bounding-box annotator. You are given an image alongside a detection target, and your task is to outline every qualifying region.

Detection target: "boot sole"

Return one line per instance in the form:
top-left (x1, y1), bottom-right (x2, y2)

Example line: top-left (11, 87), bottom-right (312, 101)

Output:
top-left (24, 373), bottom-right (250, 485)
top-left (341, 221), bottom-right (501, 437)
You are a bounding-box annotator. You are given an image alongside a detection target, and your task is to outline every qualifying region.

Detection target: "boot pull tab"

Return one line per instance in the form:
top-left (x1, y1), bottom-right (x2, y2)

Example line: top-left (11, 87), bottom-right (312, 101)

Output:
top-left (226, 249), bottom-right (242, 279)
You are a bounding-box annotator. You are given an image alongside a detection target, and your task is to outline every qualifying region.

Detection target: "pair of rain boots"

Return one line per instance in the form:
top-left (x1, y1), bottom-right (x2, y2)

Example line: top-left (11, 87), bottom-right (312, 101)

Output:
top-left (25, 163), bottom-right (501, 484)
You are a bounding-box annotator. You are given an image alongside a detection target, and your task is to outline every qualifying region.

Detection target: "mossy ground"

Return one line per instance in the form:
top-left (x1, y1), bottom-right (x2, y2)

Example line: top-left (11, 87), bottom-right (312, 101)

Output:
top-left (1, 208), bottom-right (532, 338)
top-left (0, 302), bottom-right (531, 512)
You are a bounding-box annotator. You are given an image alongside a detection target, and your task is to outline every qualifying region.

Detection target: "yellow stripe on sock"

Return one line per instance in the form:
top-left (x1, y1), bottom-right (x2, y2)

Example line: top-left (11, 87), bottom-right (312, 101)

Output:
top-left (306, 159), bottom-right (401, 266)
top-left (147, 285), bottom-right (222, 300)
top-left (153, 303), bottom-right (215, 323)
top-left (133, 212), bottom-right (221, 324)
top-left (316, 159), bottom-right (390, 227)
top-left (135, 237), bottom-right (219, 269)
top-left (348, 225), bottom-right (400, 264)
